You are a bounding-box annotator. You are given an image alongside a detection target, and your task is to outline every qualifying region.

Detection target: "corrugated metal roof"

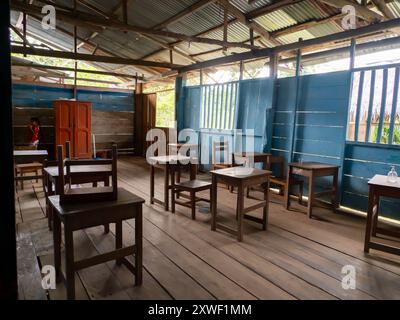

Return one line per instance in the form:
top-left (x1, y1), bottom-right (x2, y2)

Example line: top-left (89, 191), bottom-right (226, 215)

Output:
top-left (10, 0), bottom-right (400, 84)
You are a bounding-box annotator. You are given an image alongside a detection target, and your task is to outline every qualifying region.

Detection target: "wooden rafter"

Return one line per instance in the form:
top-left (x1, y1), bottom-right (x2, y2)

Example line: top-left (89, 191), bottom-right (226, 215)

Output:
top-left (142, 0), bottom-right (304, 61)
top-left (217, 0), bottom-right (280, 46)
top-left (178, 17), bottom-right (400, 73)
top-left (152, 0), bottom-right (217, 30)
top-left (12, 61), bottom-right (145, 80)
top-left (316, 0), bottom-right (384, 22)
top-left (10, 1), bottom-right (259, 50)
top-left (371, 0), bottom-right (396, 19)
top-left (11, 46), bottom-right (183, 69)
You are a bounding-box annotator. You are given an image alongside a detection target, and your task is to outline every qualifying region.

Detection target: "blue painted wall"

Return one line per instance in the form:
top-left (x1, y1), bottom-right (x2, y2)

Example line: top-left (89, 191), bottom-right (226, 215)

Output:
top-left (180, 78), bottom-right (275, 169)
top-left (12, 83), bottom-right (134, 112)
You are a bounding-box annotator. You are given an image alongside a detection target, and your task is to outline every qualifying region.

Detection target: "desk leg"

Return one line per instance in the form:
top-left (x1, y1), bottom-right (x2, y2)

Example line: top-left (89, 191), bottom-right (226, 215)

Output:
top-left (104, 177), bottom-right (110, 234)
top-left (285, 167), bottom-right (292, 210)
top-left (364, 186), bottom-right (375, 253)
top-left (211, 175), bottom-right (217, 231)
top-left (116, 220), bottom-right (123, 266)
top-left (332, 169), bottom-right (339, 211)
top-left (372, 195), bottom-right (380, 237)
top-left (171, 168), bottom-right (176, 214)
top-left (135, 206), bottom-right (143, 286)
top-left (53, 212), bottom-right (62, 283)
top-left (150, 165), bottom-right (155, 205)
top-left (65, 228), bottom-right (75, 300)
top-left (164, 165), bottom-right (169, 211)
top-left (190, 163), bottom-right (197, 180)
top-left (263, 181), bottom-right (270, 231)
top-left (237, 185), bottom-right (244, 242)
top-left (307, 174), bottom-right (315, 219)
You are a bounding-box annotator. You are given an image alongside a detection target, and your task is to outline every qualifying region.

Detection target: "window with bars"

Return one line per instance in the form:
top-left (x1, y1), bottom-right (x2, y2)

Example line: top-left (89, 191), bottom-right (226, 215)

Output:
top-left (347, 66), bottom-right (400, 145)
top-left (200, 82), bottom-right (238, 130)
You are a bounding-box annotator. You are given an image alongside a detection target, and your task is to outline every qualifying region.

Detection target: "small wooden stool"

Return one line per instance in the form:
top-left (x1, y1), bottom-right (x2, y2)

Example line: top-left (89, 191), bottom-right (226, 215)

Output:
top-left (171, 178), bottom-right (212, 220)
top-left (15, 163), bottom-right (43, 190)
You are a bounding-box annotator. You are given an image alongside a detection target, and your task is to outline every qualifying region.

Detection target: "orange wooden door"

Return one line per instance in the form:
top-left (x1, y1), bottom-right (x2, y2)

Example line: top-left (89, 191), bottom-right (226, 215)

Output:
top-left (73, 102), bottom-right (92, 159)
top-left (55, 100), bottom-right (74, 158)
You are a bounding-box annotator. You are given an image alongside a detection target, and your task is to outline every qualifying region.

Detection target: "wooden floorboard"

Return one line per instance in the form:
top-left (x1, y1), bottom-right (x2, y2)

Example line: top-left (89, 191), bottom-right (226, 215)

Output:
top-left (15, 156), bottom-right (400, 300)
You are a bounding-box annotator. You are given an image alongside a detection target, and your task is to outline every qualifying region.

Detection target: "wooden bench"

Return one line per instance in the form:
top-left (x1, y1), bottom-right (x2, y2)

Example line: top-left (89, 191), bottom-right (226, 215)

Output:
top-left (15, 163), bottom-right (43, 190)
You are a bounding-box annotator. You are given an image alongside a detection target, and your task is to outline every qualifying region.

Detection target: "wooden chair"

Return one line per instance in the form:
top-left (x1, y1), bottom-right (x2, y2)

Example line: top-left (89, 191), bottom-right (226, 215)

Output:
top-left (170, 166), bottom-right (212, 220)
top-left (248, 157), bottom-right (304, 204)
top-left (57, 144), bottom-right (118, 205)
top-left (212, 140), bottom-right (233, 191)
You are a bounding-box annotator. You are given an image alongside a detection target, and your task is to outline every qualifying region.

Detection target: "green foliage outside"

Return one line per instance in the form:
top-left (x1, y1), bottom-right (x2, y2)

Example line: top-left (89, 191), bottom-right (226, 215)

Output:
top-left (372, 126), bottom-right (400, 144)
top-left (156, 90), bottom-right (175, 128)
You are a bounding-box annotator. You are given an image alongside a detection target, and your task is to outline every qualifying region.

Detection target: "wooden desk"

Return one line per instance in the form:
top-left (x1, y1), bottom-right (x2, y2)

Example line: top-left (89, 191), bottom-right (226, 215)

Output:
top-left (211, 167), bottom-right (271, 242)
top-left (233, 152), bottom-right (284, 171)
top-left (48, 188), bottom-right (145, 300)
top-left (286, 162), bottom-right (339, 218)
top-left (364, 175), bottom-right (400, 256)
top-left (168, 143), bottom-right (199, 156)
top-left (149, 155), bottom-right (197, 211)
top-left (44, 165), bottom-right (112, 230)
top-left (14, 150), bottom-right (48, 185)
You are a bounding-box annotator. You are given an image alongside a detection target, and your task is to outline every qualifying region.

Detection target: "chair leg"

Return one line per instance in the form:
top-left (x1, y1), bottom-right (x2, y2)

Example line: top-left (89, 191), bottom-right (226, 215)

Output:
top-left (246, 187), bottom-right (250, 198)
top-left (298, 182), bottom-right (304, 205)
top-left (191, 191), bottom-right (196, 220)
top-left (171, 189), bottom-right (176, 214)
top-left (36, 170), bottom-right (39, 183)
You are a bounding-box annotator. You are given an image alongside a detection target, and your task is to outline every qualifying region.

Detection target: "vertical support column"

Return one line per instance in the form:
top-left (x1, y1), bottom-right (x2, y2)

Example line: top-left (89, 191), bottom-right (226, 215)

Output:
top-left (269, 53), bottom-right (278, 79)
top-left (23, 0), bottom-right (27, 57)
top-left (73, 0), bottom-right (78, 99)
top-left (239, 61), bottom-right (244, 81)
top-left (289, 39), bottom-right (303, 162)
top-left (0, 0), bottom-right (17, 299)
top-left (175, 74), bottom-right (187, 133)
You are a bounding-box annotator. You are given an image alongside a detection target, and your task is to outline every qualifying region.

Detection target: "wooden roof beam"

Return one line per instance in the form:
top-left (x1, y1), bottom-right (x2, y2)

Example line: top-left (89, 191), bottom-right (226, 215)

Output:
top-left (11, 46), bottom-right (183, 69)
top-left (217, 0), bottom-right (280, 46)
top-left (178, 17), bottom-right (400, 73)
top-left (12, 61), bottom-right (146, 80)
top-left (10, 1), bottom-right (259, 50)
top-left (316, 0), bottom-right (384, 23)
top-left (371, 0), bottom-right (396, 20)
top-left (152, 0), bottom-right (217, 30)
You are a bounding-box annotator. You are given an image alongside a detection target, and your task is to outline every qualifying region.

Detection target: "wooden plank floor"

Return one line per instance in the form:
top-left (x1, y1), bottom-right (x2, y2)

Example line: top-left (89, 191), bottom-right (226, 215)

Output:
top-left (16, 156), bottom-right (400, 300)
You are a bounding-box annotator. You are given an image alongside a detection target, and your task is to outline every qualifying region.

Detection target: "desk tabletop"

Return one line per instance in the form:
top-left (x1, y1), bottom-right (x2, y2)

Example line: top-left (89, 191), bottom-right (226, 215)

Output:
top-left (148, 155), bottom-right (197, 164)
top-left (168, 143), bottom-right (198, 148)
top-left (14, 150), bottom-right (48, 157)
top-left (48, 188), bottom-right (145, 216)
top-left (233, 152), bottom-right (272, 157)
top-left (44, 165), bottom-right (112, 177)
top-left (369, 175), bottom-right (400, 189)
top-left (211, 167), bottom-right (271, 179)
top-left (289, 162), bottom-right (340, 170)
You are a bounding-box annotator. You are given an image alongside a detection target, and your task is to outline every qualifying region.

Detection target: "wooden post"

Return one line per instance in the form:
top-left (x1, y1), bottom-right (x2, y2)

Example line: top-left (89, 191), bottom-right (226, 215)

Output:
top-left (250, 28), bottom-right (254, 46)
top-left (223, 7), bottom-right (228, 53)
top-left (239, 60), bottom-right (244, 81)
top-left (73, 0), bottom-right (78, 99)
top-left (200, 69), bottom-right (203, 85)
top-left (269, 53), bottom-right (278, 79)
top-left (0, 0), bottom-right (17, 300)
top-left (23, 0), bottom-right (27, 57)
top-left (289, 38), bottom-right (303, 162)
top-left (349, 38), bottom-right (356, 70)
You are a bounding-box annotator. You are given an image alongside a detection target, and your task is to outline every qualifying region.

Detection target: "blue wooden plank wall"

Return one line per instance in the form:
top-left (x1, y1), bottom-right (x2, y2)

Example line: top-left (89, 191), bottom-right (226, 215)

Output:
top-left (12, 83), bottom-right (134, 112)
top-left (271, 71), bottom-right (351, 180)
top-left (181, 78), bottom-right (274, 169)
top-left (342, 143), bottom-right (400, 220)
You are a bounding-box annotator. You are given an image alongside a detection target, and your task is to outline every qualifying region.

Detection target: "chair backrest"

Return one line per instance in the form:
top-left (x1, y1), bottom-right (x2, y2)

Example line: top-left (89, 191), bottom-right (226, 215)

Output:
top-left (212, 140), bottom-right (230, 166)
top-left (57, 144), bottom-right (118, 204)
